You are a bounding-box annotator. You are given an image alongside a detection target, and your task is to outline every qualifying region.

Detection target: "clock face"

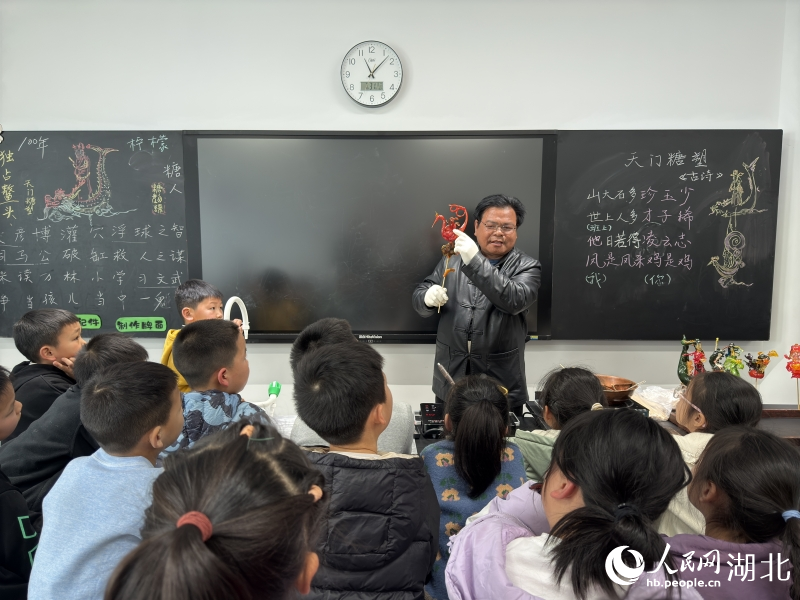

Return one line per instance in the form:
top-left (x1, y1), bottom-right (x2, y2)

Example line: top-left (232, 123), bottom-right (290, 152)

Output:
top-left (341, 41), bottom-right (403, 107)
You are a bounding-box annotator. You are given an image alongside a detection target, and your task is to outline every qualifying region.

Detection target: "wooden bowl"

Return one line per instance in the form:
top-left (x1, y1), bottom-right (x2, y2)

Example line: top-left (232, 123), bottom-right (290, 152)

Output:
top-left (597, 375), bottom-right (638, 406)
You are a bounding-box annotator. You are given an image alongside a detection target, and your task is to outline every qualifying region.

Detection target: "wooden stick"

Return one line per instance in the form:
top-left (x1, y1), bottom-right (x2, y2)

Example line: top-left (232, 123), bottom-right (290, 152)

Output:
top-left (438, 255), bottom-right (450, 314)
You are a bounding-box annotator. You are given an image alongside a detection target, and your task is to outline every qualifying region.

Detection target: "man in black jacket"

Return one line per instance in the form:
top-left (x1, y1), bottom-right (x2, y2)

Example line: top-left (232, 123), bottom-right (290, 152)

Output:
top-left (292, 322), bottom-right (439, 600)
top-left (412, 195), bottom-right (541, 412)
top-left (0, 333), bottom-right (148, 513)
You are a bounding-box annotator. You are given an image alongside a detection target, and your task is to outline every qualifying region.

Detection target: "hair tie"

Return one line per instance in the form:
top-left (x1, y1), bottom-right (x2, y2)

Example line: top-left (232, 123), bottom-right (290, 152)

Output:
top-left (590, 403), bottom-right (603, 411)
top-left (308, 485), bottom-right (323, 502)
top-left (614, 503), bottom-right (640, 522)
top-left (782, 510), bottom-right (800, 522)
top-left (176, 511), bottom-right (213, 542)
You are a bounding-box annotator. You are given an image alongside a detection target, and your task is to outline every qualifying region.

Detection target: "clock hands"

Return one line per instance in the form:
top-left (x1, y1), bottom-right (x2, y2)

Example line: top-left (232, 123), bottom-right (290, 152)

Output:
top-left (371, 56), bottom-right (389, 75)
top-left (364, 58), bottom-right (375, 79)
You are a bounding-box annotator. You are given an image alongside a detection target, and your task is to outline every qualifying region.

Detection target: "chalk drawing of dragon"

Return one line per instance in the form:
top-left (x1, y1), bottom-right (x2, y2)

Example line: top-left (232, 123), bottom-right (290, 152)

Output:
top-left (42, 143), bottom-right (135, 225)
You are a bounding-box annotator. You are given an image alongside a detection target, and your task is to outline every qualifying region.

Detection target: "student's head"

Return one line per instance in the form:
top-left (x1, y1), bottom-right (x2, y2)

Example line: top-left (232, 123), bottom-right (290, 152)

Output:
top-left (174, 279), bottom-right (224, 324)
top-left (444, 375), bottom-right (510, 499)
top-left (12, 308), bottom-right (85, 364)
top-left (72, 333), bottom-right (149, 387)
top-left (80, 362), bottom-right (183, 457)
top-left (473, 194), bottom-right (526, 260)
top-left (0, 366), bottom-right (22, 440)
top-left (289, 317), bottom-right (355, 373)
top-left (172, 320), bottom-right (249, 394)
top-left (105, 421), bottom-right (325, 600)
top-left (293, 340), bottom-right (390, 446)
top-left (543, 409), bottom-right (690, 599)
top-left (538, 366), bottom-right (606, 429)
top-left (676, 371), bottom-right (762, 433)
top-left (689, 427), bottom-right (800, 600)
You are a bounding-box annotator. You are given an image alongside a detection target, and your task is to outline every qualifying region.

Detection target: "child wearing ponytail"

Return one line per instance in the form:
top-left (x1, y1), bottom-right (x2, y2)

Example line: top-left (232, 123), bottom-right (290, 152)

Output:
top-left (664, 426), bottom-right (799, 600)
top-left (105, 420), bottom-right (325, 600)
top-left (446, 409), bottom-right (691, 600)
top-left (421, 375), bottom-right (526, 600)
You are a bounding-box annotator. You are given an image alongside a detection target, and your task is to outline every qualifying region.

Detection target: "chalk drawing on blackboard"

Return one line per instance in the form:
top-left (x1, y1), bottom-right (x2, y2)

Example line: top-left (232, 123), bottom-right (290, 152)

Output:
top-left (41, 143), bottom-right (135, 225)
top-left (708, 158), bottom-right (765, 288)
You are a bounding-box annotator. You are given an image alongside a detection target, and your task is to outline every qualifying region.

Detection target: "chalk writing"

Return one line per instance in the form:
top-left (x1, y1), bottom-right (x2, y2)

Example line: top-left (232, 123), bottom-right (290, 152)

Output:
top-left (116, 317), bottom-right (167, 332)
top-left (76, 314), bottom-right (102, 329)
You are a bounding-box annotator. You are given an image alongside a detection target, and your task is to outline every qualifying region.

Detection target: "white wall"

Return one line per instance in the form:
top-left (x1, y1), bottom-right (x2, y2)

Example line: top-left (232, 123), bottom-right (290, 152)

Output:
top-left (1, 0), bottom-right (798, 404)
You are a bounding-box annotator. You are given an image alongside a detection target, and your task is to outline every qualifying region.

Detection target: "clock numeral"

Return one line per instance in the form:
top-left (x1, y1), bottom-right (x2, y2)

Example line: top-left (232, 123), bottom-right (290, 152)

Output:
top-left (381, 92), bottom-right (386, 100)
top-left (369, 45), bottom-right (375, 53)
top-left (345, 71), bottom-right (350, 78)
top-left (358, 49), bottom-right (364, 56)
top-left (394, 71), bottom-right (399, 77)
top-left (389, 58), bottom-right (395, 65)
top-left (349, 58), bottom-right (356, 65)
top-left (358, 93), bottom-right (363, 99)
top-left (349, 84), bottom-right (354, 90)
top-left (370, 95), bottom-right (375, 102)
top-left (390, 84), bottom-right (395, 90)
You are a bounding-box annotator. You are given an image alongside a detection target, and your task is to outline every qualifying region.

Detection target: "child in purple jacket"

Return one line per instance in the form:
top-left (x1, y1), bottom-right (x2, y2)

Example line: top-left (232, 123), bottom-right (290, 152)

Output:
top-left (446, 409), bottom-right (692, 600)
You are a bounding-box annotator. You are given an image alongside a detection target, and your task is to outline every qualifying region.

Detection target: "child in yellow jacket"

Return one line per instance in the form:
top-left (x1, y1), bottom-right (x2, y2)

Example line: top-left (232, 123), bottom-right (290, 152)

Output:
top-left (161, 280), bottom-right (241, 392)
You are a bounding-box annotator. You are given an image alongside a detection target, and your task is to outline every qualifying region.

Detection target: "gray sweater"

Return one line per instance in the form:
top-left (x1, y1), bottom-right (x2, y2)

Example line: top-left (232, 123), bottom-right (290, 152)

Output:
top-left (291, 402), bottom-right (417, 455)
top-left (28, 449), bottom-right (161, 600)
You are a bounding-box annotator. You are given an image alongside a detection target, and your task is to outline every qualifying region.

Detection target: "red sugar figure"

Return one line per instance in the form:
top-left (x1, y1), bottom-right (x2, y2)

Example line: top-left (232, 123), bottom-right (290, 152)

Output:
top-left (431, 204), bottom-right (468, 313)
top-left (786, 344), bottom-right (800, 408)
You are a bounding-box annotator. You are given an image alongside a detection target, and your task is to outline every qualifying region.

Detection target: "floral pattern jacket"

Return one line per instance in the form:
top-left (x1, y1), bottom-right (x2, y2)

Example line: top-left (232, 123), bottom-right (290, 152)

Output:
top-left (420, 439), bottom-right (526, 600)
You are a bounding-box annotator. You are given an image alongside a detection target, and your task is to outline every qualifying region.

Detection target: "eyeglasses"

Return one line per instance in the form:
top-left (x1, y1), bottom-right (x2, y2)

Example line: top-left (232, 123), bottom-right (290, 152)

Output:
top-left (480, 221), bottom-right (517, 234)
top-left (673, 385), bottom-right (704, 416)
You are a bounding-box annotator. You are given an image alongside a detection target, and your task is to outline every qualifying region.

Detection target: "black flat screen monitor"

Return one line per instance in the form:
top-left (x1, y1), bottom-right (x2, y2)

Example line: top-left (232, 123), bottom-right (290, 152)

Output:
top-left (185, 132), bottom-right (555, 342)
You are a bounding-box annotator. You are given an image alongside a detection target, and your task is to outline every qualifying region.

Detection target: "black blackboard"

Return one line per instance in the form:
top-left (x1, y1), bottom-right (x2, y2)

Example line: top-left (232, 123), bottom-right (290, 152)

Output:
top-left (0, 132), bottom-right (187, 337)
top-left (552, 130), bottom-right (782, 340)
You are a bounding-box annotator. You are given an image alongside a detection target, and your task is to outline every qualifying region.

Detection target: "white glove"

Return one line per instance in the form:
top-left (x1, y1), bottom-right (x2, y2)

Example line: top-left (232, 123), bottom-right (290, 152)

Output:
top-left (424, 285), bottom-right (449, 308)
top-left (453, 229), bottom-right (479, 265)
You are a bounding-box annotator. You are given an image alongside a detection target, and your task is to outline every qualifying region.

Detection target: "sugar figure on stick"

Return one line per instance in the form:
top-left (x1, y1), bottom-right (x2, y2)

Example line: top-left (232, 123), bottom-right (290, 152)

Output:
top-left (677, 336), bottom-right (705, 386)
top-left (722, 342), bottom-right (744, 377)
top-left (744, 350), bottom-right (778, 390)
top-left (786, 344), bottom-right (800, 409)
top-left (431, 204), bottom-right (468, 314)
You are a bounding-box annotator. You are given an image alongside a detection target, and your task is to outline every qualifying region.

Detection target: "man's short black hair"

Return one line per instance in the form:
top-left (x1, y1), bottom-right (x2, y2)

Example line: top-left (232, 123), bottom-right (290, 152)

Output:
top-left (81, 362), bottom-right (177, 454)
top-left (293, 341), bottom-right (386, 445)
top-left (289, 318), bottom-right (356, 373)
top-left (172, 319), bottom-right (241, 389)
top-left (174, 279), bottom-right (223, 312)
top-left (474, 194), bottom-right (527, 227)
top-left (13, 309), bottom-right (80, 362)
top-left (72, 333), bottom-right (149, 387)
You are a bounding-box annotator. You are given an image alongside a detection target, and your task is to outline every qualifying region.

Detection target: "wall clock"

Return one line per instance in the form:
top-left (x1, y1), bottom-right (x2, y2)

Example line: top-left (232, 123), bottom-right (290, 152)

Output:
top-left (341, 41), bottom-right (403, 107)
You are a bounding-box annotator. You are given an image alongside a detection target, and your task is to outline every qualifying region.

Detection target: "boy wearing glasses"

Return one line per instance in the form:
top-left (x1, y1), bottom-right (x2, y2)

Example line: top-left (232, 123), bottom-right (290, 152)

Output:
top-left (412, 194), bottom-right (542, 415)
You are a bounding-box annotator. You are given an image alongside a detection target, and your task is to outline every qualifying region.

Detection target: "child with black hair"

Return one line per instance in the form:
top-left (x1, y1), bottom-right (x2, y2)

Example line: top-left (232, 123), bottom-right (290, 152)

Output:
top-left (511, 366), bottom-right (606, 482)
top-left (0, 333), bottom-right (148, 513)
top-left (7, 309), bottom-right (85, 439)
top-left (658, 370), bottom-right (762, 536)
top-left (292, 318), bottom-right (439, 600)
top-left (662, 426), bottom-right (800, 599)
top-left (162, 319), bottom-right (266, 456)
top-left (160, 279), bottom-right (241, 393)
top-left (420, 375), bottom-right (526, 600)
top-left (289, 318), bottom-right (417, 454)
top-left (106, 421), bottom-right (325, 600)
top-left (0, 365), bottom-right (38, 600)
top-left (28, 362), bottom-right (184, 600)
top-left (447, 409), bottom-right (691, 600)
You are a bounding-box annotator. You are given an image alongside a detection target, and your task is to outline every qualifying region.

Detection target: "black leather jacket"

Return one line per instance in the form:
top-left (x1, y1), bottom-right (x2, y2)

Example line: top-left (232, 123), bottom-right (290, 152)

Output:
top-left (412, 247), bottom-right (542, 408)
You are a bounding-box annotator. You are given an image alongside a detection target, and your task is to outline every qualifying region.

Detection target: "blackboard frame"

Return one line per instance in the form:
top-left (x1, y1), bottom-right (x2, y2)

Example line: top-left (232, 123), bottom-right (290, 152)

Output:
top-left (182, 130), bottom-right (557, 343)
